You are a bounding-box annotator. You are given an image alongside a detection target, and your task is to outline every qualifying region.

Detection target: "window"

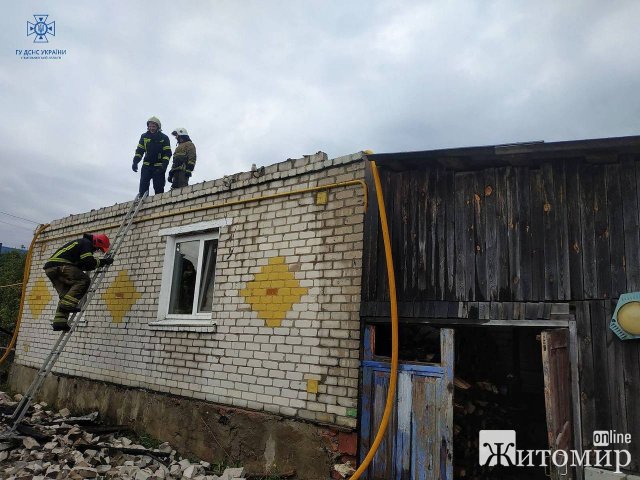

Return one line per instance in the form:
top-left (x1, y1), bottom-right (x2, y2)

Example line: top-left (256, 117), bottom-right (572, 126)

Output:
top-left (167, 233), bottom-right (218, 315)
top-left (155, 219), bottom-right (231, 327)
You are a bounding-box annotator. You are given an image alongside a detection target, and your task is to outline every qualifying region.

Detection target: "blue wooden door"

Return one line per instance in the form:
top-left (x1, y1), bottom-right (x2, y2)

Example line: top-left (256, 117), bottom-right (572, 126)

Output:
top-left (360, 328), bottom-right (454, 480)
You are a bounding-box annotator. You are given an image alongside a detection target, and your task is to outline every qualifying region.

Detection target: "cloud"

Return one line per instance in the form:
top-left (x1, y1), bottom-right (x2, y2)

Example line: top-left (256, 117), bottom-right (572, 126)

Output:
top-left (0, 0), bottom-right (639, 247)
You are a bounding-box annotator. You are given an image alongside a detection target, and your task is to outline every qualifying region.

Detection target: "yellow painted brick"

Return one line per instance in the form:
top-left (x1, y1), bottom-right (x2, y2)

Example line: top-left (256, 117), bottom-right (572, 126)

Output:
top-left (269, 265), bottom-right (289, 274)
top-left (307, 379), bottom-right (319, 394)
top-left (269, 256), bottom-right (285, 265)
top-left (285, 280), bottom-right (299, 288)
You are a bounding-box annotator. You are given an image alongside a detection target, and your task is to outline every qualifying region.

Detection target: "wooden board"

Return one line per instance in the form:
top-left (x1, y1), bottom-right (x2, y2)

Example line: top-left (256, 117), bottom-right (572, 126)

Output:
top-left (541, 328), bottom-right (573, 480)
top-left (473, 171), bottom-right (487, 301)
top-left (606, 164), bottom-right (626, 298)
top-left (530, 168), bottom-right (546, 301)
top-left (565, 162), bottom-right (584, 299)
top-left (496, 167), bottom-right (511, 300)
top-left (592, 164), bottom-right (611, 299)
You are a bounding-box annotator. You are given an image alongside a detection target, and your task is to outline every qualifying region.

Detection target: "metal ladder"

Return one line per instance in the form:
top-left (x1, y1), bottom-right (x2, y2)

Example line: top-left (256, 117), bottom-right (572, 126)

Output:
top-left (3, 192), bottom-right (147, 435)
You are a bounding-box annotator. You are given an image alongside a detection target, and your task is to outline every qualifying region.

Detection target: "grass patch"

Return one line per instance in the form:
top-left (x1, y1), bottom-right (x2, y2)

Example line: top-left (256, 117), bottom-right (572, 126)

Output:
top-left (210, 460), bottom-right (241, 475)
top-left (133, 431), bottom-right (162, 450)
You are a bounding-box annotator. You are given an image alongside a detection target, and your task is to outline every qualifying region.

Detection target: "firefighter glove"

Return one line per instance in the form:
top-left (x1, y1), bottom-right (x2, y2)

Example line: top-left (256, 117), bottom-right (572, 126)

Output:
top-left (101, 257), bottom-right (114, 266)
top-left (132, 162), bottom-right (138, 172)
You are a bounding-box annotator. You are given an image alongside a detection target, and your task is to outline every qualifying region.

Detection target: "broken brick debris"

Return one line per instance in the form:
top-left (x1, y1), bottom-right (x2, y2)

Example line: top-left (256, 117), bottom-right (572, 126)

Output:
top-left (0, 391), bottom-right (247, 480)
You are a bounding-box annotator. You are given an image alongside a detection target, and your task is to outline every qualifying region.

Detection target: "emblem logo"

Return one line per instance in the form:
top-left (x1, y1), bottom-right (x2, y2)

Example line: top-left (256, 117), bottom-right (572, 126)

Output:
top-left (27, 15), bottom-right (56, 43)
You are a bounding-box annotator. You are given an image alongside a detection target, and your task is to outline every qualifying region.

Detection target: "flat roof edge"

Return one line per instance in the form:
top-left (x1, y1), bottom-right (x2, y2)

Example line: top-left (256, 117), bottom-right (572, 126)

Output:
top-left (367, 135), bottom-right (640, 165)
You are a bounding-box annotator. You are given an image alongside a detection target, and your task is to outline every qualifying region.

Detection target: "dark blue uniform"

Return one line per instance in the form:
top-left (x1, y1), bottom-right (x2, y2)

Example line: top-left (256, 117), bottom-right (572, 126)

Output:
top-left (133, 131), bottom-right (172, 195)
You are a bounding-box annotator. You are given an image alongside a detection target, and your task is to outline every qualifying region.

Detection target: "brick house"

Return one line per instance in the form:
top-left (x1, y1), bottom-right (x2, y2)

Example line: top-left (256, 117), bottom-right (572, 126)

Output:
top-left (11, 151), bottom-right (366, 479)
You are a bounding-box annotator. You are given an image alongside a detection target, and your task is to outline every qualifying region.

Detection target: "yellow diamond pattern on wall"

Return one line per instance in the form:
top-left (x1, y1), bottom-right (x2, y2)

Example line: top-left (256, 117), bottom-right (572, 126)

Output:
top-left (27, 277), bottom-right (53, 319)
top-left (240, 256), bottom-right (308, 327)
top-left (102, 270), bottom-right (142, 323)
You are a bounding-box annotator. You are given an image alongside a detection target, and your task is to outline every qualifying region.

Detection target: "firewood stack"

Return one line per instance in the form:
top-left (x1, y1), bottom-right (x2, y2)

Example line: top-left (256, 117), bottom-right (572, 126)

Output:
top-left (452, 376), bottom-right (527, 479)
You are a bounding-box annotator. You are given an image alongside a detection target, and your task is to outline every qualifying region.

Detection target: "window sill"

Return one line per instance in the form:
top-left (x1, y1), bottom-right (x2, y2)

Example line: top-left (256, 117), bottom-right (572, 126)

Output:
top-left (148, 321), bottom-right (217, 333)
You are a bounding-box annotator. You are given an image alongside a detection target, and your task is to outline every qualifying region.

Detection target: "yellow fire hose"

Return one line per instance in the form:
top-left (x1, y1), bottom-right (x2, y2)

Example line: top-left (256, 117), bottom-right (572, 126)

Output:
top-left (349, 160), bottom-right (399, 479)
top-left (0, 224), bottom-right (50, 365)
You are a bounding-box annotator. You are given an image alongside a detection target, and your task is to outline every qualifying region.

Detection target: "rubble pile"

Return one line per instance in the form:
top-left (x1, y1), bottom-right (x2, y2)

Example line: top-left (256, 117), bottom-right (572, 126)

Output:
top-left (0, 392), bottom-right (247, 480)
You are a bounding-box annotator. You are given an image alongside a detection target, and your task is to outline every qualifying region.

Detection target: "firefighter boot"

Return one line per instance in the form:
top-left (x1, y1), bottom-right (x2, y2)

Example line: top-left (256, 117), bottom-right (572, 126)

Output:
top-left (52, 312), bottom-right (71, 332)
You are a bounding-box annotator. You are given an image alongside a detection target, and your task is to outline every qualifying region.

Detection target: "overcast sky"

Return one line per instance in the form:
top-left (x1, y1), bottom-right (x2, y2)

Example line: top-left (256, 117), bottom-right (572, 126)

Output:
top-left (1, 1), bottom-right (639, 248)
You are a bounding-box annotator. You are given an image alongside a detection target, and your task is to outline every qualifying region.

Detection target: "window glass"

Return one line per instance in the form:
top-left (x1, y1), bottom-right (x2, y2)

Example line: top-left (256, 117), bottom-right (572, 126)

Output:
top-left (198, 239), bottom-right (218, 312)
top-left (168, 240), bottom-right (199, 314)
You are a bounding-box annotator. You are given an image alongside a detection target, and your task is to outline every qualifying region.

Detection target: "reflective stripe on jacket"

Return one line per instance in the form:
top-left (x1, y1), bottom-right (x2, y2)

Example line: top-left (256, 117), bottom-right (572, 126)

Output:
top-left (133, 131), bottom-right (172, 168)
top-left (170, 141), bottom-right (197, 175)
top-left (43, 237), bottom-right (104, 271)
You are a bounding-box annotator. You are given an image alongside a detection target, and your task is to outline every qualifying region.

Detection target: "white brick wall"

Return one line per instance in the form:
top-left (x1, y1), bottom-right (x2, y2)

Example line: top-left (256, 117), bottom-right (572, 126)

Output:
top-left (16, 152), bottom-right (365, 428)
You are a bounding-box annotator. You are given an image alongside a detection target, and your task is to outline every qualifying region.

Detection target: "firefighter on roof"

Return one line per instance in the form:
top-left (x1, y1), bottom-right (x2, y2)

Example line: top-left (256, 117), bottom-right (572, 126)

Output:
top-left (168, 127), bottom-right (197, 189)
top-left (43, 233), bottom-right (113, 331)
top-left (132, 116), bottom-right (172, 195)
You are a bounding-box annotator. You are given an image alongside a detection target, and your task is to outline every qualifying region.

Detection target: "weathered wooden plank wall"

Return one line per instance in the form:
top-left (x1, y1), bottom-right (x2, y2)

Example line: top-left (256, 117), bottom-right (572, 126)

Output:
top-left (363, 156), bottom-right (640, 305)
top-left (577, 299), bottom-right (640, 471)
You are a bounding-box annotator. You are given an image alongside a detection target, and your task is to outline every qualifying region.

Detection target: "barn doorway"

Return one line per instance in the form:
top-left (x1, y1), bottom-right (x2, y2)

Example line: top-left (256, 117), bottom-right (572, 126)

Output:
top-left (362, 321), bottom-right (578, 480)
top-left (453, 326), bottom-right (548, 479)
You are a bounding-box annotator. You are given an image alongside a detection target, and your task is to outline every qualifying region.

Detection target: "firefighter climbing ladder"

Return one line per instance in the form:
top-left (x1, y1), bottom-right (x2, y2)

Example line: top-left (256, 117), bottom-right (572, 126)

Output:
top-left (4, 192), bottom-right (148, 436)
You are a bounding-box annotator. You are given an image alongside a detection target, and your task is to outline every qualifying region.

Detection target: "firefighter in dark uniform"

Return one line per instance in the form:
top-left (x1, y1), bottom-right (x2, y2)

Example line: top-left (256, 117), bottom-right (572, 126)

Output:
top-left (168, 127), bottom-right (197, 189)
top-left (132, 116), bottom-right (172, 196)
top-left (43, 233), bottom-right (113, 331)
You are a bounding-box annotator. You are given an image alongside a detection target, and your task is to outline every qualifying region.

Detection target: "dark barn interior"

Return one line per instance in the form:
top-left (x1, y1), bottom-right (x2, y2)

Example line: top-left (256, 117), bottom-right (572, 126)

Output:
top-left (453, 326), bottom-right (548, 479)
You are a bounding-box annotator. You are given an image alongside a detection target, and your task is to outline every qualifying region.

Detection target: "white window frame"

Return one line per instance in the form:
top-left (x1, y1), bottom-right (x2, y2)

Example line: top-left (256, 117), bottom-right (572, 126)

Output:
top-left (152, 219), bottom-right (231, 327)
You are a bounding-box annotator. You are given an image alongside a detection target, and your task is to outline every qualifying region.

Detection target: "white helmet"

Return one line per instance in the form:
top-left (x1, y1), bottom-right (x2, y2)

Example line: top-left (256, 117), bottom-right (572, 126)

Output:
top-left (147, 116), bottom-right (161, 129)
top-left (172, 127), bottom-right (189, 136)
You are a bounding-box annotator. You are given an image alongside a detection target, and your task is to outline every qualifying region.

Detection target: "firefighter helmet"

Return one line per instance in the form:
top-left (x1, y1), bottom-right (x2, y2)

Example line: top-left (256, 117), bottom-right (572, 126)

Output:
top-left (172, 127), bottom-right (189, 136)
top-left (92, 234), bottom-right (110, 253)
top-left (147, 116), bottom-right (162, 130)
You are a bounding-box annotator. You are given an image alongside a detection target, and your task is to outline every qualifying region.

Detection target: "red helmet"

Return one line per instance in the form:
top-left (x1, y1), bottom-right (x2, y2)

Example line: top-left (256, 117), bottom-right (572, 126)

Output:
top-left (92, 234), bottom-right (110, 253)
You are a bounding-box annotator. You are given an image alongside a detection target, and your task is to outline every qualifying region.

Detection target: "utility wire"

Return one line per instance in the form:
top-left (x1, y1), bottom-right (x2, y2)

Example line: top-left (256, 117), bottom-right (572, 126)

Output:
top-left (0, 210), bottom-right (40, 224)
top-left (0, 218), bottom-right (35, 231)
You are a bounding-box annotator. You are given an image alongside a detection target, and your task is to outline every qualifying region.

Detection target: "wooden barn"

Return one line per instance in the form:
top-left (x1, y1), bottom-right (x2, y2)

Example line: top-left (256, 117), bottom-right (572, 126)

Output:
top-left (358, 136), bottom-right (640, 479)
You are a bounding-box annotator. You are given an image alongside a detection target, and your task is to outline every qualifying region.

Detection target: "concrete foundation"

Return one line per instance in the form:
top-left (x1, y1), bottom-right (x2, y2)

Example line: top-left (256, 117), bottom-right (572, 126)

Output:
top-left (9, 364), bottom-right (357, 480)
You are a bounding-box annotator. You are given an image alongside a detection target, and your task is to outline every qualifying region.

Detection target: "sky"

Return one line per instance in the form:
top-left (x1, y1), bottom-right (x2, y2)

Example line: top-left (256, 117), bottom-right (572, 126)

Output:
top-left (1, 1), bottom-right (639, 248)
